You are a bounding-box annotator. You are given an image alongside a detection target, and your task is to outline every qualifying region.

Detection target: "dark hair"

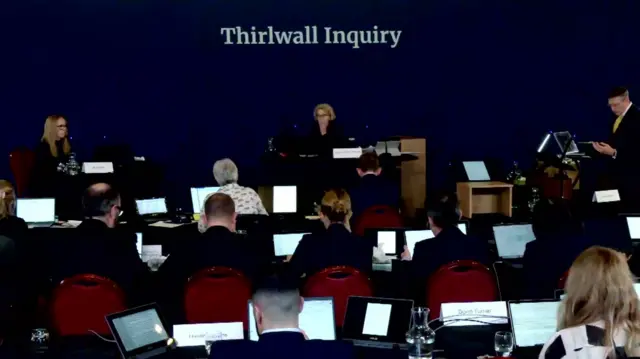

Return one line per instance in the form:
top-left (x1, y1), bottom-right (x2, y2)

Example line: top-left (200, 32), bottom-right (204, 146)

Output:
top-left (204, 192), bottom-right (235, 219)
top-left (609, 87), bottom-right (629, 99)
top-left (531, 197), bottom-right (575, 238)
top-left (358, 152), bottom-right (380, 172)
top-left (427, 193), bottom-right (459, 229)
top-left (82, 184), bottom-right (120, 217)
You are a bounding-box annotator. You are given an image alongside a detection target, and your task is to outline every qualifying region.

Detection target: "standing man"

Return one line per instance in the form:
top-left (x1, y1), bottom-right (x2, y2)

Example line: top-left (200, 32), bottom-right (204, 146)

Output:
top-left (592, 87), bottom-right (640, 209)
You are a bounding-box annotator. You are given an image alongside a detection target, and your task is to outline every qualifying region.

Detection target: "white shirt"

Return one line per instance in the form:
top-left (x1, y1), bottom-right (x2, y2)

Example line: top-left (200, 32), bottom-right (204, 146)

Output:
top-left (198, 182), bottom-right (268, 232)
top-left (261, 328), bottom-right (303, 335)
top-left (621, 102), bottom-right (633, 118)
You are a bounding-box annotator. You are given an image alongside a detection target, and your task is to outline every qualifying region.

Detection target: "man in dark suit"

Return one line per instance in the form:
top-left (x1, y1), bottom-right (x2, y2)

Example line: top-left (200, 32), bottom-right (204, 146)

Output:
top-left (157, 193), bottom-right (269, 321)
top-left (45, 183), bottom-right (150, 304)
top-left (349, 151), bottom-right (400, 219)
top-left (208, 276), bottom-right (354, 359)
top-left (592, 87), bottom-right (640, 209)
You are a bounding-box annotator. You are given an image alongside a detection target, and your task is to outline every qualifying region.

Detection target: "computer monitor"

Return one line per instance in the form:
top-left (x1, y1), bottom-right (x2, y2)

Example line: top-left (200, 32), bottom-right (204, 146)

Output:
top-left (190, 187), bottom-right (220, 213)
top-left (136, 198), bottom-right (168, 216)
top-left (248, 297), bottom-right (336, 341)
top-left (17, 198), bottom-right (56, 224)
top-left (627, 217), bottom-right (640, 240)
top-left (493, 224), bottom-right (536, 259)
top-left (508, 300), bottom-right (560, 348)
top-left (273, 186), bottom-right (297, 214)
top-left (272, 232), bottom-right (310, 256)
top-left (462, 161), bottom-right (491, 181)
top-left (106, 304), bottom-right (173, 358)
top-left (404, 223), bottom-right (468, 257)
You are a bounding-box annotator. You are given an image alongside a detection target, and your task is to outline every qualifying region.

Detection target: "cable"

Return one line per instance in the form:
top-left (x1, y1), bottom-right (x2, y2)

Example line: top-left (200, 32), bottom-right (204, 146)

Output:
top-left (88, 330), bottom-right (117, 343)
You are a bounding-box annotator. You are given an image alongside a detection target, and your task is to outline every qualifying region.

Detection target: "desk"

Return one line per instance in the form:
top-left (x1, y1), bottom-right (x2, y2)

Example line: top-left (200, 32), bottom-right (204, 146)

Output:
top-left (456, 182), bottom-right (513, 218)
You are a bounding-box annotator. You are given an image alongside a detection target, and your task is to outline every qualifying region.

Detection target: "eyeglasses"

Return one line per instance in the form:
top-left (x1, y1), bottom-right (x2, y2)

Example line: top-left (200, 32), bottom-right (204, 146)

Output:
top-left (56, 125), bottom-right (67, 129)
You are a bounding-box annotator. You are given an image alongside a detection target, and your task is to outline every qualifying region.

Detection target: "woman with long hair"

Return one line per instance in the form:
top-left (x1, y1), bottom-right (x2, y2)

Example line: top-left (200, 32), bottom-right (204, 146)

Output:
top-left (539, 246), bottom-right (640, 359)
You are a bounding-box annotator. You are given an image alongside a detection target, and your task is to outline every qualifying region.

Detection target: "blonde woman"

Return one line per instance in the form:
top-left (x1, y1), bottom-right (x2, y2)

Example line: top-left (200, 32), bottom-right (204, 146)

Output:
top-left (31, 115), bottom-right (76, 196)
top-left (289, 189), bottom-right (373, 278)
top-left (308, 103), bottom-right (346, 155)
top-left (0, 180), bottom-right (27, 238)
top-left (539, 246), bottom-right (640, 359)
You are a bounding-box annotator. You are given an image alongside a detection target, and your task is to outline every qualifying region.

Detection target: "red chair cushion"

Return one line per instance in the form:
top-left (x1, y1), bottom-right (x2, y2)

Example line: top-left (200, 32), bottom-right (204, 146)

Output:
top-left (9, 148), bottom-right (35, 197)
top-left (353, 205), bottom-right (403, 237)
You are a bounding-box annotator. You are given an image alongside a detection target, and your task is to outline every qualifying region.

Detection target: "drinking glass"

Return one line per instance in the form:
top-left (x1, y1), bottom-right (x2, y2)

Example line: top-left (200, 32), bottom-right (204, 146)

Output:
top-left (494, 331), bottom-right (514, 357)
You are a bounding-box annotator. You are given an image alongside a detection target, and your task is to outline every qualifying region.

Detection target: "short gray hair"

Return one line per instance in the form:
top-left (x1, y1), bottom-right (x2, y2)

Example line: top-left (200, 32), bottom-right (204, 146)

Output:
top-left (253, 289), bottom-right (301, 324)
top-left (213, 158), bottom-right (239, 185)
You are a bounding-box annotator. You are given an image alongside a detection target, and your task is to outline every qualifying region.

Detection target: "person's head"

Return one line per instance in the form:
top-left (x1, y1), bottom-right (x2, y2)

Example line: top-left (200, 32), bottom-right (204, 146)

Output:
top-left (203, 192), bottom-right (237, 231)
top-left (252, 276), bottom-right (303, 333)
top-left (560, 246), bottom-right (640, 355)
top-left (42, 115), bottom-right (71, 157)
top-left (608, 87), bottom-right (632, 116)
top-left (82, 183), bottom-right (121, 228)
top-left (0, 180), bottom-right (16, 220)
top-left (212, 158), bottom-right (239, 186)
top-left (318, 189), bottom-right (352, 228)
top-left (531, 197), bottom-right (576, 239)
top-left (313, 103), bottom-right (336, 129)
top-left (357, 152), bottom-right (382, 177)
top-left (427, 192), bottom-right (460, 234)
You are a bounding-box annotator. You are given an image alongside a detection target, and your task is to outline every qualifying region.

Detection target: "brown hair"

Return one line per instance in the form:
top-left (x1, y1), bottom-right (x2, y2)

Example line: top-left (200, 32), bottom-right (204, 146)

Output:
top-left (313, 103), bottom-right (336, 121)
top-left (0, 180), bottom-right (16, 220)
top-left (358, 152), bottom-right (380, 172)
top-left (559, 246), bottom-right (640, 356)
top-left (320, 189), bottom-right (352, 223)
top-left (42, 115), bottom-right (71, 157)
top-left (204, 193), bottom-right (235, 219)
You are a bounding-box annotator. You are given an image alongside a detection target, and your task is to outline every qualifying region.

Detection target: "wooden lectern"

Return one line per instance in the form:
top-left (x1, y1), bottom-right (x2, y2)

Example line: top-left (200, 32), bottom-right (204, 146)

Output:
top-left (456, 181), bottom-right (513, 218)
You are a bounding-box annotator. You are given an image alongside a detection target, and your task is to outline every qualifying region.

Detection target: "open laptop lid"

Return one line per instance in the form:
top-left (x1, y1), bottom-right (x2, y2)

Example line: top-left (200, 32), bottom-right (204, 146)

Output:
top-left (492, 223), bottom-right (536, 259)
top-left (17, 198), bottom-right (55, 223)
top-left (404, 223), bottom-right (468, 257)
top-left (272, 232), bottom-right (310, 257)
top-left (190, 187), bottom-right (220, 213)
top-left (248, 297), bottom-right (336, 341)
top-left (273, 186), bottom-right (297, 214)
top-left (136, 198), bottom-right (168, 216)
top-left (106, 303), bottom-right (173, 359)
top-left (508, 299), bottom-right (560, 348)
top-left (342, 296), bottom-right (413, 345)
top-left (462, 161), bottom-right (491, 182)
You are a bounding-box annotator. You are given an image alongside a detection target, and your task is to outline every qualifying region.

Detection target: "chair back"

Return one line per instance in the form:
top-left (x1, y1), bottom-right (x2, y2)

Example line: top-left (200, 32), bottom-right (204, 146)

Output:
top-left (303, 266), bottom-right (372, 327)
top-left (353, 205), bottom-right (403, 237)
top-left (9, 148), bottom-right (35, 196)
top-left (184, 267), bottom-right (252, 328)
top-left (50, 274), bottom-right (127, 336)
top-left (558, 270), bottom-right (569, 290)
top-left (427, 260), bottom-right (498, 320)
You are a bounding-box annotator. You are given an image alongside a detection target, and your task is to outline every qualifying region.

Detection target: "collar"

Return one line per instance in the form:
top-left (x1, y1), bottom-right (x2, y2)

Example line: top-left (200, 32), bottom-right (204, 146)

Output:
top-left (261, 328), bottom-right (303, 335)
top-left (622, 102), bottom-right (633, 117)
top-left (221, 183), bottom-right (240, 189)
top-left (327, 223), bottom-right (350, 234)
top-left (204, 225), bottom-right (233, 234)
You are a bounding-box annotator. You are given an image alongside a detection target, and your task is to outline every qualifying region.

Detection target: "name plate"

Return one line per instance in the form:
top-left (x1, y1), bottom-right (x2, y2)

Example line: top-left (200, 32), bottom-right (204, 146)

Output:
top-left (173, 322), bottom-right (244, 347)
top-left (332, 147), bottom-right (363, 159)
top-left (82, 162), bottom-right (114, 174)
top-left (440, 301), bottom-right (508, 326)
top-left (592, 189), bottom-right (620, 203)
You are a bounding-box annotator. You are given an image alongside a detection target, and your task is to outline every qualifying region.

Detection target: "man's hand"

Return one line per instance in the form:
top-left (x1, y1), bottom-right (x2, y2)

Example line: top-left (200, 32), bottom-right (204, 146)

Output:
top-left (592, 142), bottom-right (616, 156)
top-left (400, 245), bottom-right (412, 261)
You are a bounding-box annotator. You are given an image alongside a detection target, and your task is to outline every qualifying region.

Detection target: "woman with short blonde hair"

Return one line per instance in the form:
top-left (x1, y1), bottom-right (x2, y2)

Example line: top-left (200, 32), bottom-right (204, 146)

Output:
top-left (308, 103), bottom-right (346, 155)
top-left (539, 246), bottom-right (640, 359)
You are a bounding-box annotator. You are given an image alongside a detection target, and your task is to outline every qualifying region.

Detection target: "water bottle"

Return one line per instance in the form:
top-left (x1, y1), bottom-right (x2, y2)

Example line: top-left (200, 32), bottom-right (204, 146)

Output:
top-left (406, 307), bottom-right (436, 359)
top-left (67, 152), bottom-right (80, 176)
top-left (528, 187), bottom-right (540, 212)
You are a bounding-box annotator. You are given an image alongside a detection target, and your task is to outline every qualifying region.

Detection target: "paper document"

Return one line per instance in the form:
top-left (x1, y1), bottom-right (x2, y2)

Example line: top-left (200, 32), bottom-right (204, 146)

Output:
top-left (362, 303), bottom-right (392, 336)
top-left (141, 245), bottom-right (162, 263)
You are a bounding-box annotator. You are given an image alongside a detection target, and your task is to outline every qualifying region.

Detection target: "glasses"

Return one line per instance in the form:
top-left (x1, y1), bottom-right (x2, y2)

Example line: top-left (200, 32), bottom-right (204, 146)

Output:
top-left (494, 331), bottom-right (514, 357)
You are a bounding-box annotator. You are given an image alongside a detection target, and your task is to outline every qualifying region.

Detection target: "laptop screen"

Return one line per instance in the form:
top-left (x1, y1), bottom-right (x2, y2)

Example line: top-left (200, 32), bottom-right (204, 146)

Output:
top-left (248, 297), bottom-right (336, 341)
top-left (493, 224), bottom-right (535, 259)
top-left (109, 306), bottom-right (169, 353)
top-left (509, 301), bottom-right (559, 348)
top-left (405, 223), bottom-right (468, 257)
top-left (273, 233), bottom-right (309, 256)
top-left (17, 198), bottom-right (55, 223)
top-left (136, 198), bottom-right (168, 215)
top-left (377, 231), bottom-right (397, 254)
top-left (627, 217), bottom-right (640, 239)
top-left (190, 187), bottom-right (220, 213)
top-left (136, 233), bottom-right (143, 259)
top-left (273, 186), bottom-right (297, 214)
top-left (342, 296), bottom-right (413, 344)
top-left (463, 161), bottom-right (490, 181)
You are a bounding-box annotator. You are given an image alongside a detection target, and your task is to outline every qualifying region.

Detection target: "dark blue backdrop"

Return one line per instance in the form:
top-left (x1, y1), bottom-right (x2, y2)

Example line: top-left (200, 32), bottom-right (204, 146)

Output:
top-left (2, 0), bottom-right (640, 201)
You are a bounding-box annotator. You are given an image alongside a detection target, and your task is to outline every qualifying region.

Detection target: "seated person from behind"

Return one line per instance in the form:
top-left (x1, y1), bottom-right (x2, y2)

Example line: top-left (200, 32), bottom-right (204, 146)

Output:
top-left (349, 151), bottom-right (400, 219)
top-left (289, 189), bottom-right (373, 279)
top-left (198, 158), bottom-right (267, 232)
top-left (0, 180), bottom-right (27, 240)
top-left (522, 198), bottom-right (586, 299)
top-left (403, 193), bottom-right (488, 281)
top-left (209, 275), bottom-right (353, 359)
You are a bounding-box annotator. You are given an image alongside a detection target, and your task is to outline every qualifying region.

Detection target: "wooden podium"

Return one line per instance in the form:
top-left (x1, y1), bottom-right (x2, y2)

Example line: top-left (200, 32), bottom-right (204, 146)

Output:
top-left (456, 181), bottom-right (513, 218)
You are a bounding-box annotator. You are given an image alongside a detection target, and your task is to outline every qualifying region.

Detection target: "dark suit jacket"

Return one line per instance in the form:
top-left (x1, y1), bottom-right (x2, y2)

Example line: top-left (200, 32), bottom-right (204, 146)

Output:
top-left (30, 140), bottom-right (69, 197)
top-left (349, 174), bottom-right (400, 219)
top-left (0, 216), bottom-right (28, 241)
top-left (289, 224), bottom-right (373, 279)
top-left (208, 331), bottom-right (354, 359)
top-left (608, 104), bottom-right (640, 198)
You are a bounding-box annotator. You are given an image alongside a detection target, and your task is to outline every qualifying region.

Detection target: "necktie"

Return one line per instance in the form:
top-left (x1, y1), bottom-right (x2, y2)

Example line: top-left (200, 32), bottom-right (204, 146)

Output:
top-left (613, 114), bottom-right (623, 133)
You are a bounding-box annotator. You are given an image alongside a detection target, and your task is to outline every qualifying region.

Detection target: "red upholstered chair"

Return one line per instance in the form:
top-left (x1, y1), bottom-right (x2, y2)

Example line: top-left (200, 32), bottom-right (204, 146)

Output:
top-left (303, 266), bottom-right (373, 327)
top-left (50, 274), bottom-right (127, 336)
top-left (558, 270), bottom-right (569, 290)
top-left (184, 267), bottom-right (252, 328)
top-left (427, 260), bottom-right (498, 320)
top-left (9, 148), bottom-right (35, 196)
top-left (352, 205), bottom-right (403, 237)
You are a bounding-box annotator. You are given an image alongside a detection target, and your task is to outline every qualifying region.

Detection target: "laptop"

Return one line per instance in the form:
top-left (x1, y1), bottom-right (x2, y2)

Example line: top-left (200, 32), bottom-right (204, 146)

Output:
top-left (273, 186), bottom-right (297, 214)
top-left (492, 224), bottom-right (536, 259)
top-left (508, 300), bottom-right (560, 354)
top-left (106, 303), bottom-right (176, 359)
top-left (17, 198), bottom-right (56, 228)
top-left (343, 296), bottom-right (413, 349)
top-left (272, 232), bottom-right (310, 257)
top-left (189, 187), bottom-right (220, 214)
top-left (404, 223), bottom-right (468, 257)
top-left (626, 216), bottom-right (640, 240)
top-left (248, 297), bottom-right (336, 341)
top-left (136, 198), bottom-right (168, 216)
top-left (462, 161), bottom-right (491, 182)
